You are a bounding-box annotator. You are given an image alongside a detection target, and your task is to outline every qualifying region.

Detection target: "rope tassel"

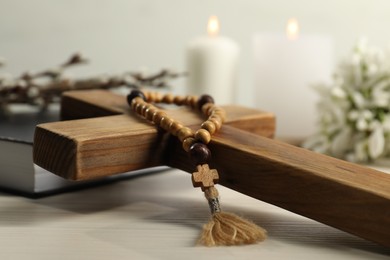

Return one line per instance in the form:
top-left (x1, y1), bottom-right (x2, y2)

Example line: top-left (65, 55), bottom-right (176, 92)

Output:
top-left (198, 186), bottom-right (267, 246)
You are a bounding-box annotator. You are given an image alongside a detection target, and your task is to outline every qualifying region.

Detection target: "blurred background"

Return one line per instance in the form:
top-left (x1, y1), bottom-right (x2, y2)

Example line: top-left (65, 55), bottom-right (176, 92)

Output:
top-left (1, 0), bottom-right (390, 141)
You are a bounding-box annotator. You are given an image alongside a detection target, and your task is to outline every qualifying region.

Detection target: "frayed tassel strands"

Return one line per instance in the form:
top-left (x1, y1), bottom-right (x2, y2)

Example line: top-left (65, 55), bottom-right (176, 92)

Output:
top-left (198, 186), bottom-right (267, 246)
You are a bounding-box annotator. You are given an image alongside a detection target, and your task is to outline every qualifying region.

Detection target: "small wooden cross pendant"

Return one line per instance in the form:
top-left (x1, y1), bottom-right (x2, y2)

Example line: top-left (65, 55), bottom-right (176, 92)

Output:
top-left (33, 90), bottom-right (390, 247)
top-left (192, 164), bottom-right (219, 191)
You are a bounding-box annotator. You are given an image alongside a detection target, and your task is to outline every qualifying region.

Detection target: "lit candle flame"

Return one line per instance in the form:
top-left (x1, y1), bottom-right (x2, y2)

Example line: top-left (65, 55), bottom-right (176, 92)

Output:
top-left (207, 15), bottom-right (219, 37)
top-left (286, 18), bottom-right (299, 40)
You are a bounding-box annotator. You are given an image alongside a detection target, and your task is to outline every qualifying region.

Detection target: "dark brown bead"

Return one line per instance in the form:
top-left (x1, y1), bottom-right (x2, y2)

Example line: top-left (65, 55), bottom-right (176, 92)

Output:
top-left (127, 90), bottom-right (146, 106)
top-left (189, 142), bottom-right (211, 165)
top-left (197, 94), bottom-right (215, 110)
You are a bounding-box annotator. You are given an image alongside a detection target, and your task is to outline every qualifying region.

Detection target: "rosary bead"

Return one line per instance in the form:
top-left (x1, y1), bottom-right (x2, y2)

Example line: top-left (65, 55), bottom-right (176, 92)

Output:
top-left (152, 111), bottom-right (166, 125)
top-left (169, 121), bottom-right (184, 136)
top-left (145, 107), bottom-right (157, 121)
top-left (135, 101), bottom-right (145, 115)
top-left (146, 92), bottom-right (154, 102)
top-left (127, 90), bottom-right (146, 105)
top-left (130, 98), bottom-right (139, 110)
top-left (162, 93), bottom-right (174, 103)
top-left (201, 121), bottom-right (216, 135)
top-left (185, 95), bottom-right (198, 108)
top-left (177, 127), bottom-right (193, 142)
top-left (142, 104), bottom-right (152, 117)
top-left (160, 117), bottom-right (174, 131)
top-left (195, 129), bottom-right (211, 144)
top-left (189, 142), bottom-right (211, 165)
top-left (173, 95), bottom-right (185, 106)
top-left (201, 103), bottom-right (214, 116)
top-left (197, 94), bottom-right (215, 110)
top-left (209, 117), bottom-right (222, 131)
top-left (139, 104), bottom-right (146, 116)
top-left (212, 109), bottom-right (226, 123)
top-left (182, 137), bottom-right (196, 152)
top-left (210, 114), bottom-right (222, 123)
top-left (154, 92), bottom-right (163, 103)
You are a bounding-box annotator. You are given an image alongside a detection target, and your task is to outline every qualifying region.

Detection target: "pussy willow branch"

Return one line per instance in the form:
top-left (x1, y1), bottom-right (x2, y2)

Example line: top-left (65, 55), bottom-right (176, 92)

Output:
top-left (0, 53), bottom-right (186, 112)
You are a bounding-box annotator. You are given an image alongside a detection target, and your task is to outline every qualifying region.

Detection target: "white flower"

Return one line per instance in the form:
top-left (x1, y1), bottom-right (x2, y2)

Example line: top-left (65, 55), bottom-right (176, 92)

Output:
top-left (362, 110), bottom-right (373, 120)
top-left (351, 91), bottom-right (365, 108)
top-left (368, 127), bottom-right (385, 159)
top-left (305, 40), bottom-right (390, 162)
top-left (368, 120), bottom-right (381, 131)
top-left (331, 86), bottom-right (346, 99)
top-left (355, 140), bottom-right (368, 162)
top-left (330, 127), bottom-right (351, 158)
top-left (382, 116), bottom-right (390, 132)
top-left (356, 118), bottom-right (368, 131)
top-left (372, 85), bottom-right (390, 107)
top-left (348, 110), bottom-right (359, 121)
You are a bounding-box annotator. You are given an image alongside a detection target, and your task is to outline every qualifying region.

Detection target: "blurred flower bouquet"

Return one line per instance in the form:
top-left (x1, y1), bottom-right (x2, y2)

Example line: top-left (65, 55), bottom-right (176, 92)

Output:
top-left (304, 40), bottom-right (390, 162)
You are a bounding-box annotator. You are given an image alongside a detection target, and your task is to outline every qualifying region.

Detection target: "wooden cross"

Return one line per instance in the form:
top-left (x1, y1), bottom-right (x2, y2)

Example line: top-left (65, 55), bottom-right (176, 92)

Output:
top-left (33, 90), bottom-right (390, 247)
top-left (192, 164), bottom-right (219, 191)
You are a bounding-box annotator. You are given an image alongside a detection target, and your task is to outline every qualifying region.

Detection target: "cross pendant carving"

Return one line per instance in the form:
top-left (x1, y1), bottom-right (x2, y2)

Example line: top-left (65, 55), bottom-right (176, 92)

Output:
top-left (192, 164), bottom-right (219, 191)
top-left (33, 90), bottom-right (390, 247)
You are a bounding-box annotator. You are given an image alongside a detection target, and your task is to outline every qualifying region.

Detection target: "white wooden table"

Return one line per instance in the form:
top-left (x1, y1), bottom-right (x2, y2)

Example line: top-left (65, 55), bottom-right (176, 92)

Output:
top-left (0, 168), bottom-right (389, 260)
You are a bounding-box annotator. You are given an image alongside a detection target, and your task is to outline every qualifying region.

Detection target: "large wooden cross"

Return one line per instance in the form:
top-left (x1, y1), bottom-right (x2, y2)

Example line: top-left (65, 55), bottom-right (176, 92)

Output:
top-left (33, 90), bottom-right (390, 247)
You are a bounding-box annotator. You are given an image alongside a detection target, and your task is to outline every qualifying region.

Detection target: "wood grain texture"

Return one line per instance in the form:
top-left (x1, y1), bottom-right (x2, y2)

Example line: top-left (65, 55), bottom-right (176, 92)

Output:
top-left (33, 90), bottom-right (390, 247)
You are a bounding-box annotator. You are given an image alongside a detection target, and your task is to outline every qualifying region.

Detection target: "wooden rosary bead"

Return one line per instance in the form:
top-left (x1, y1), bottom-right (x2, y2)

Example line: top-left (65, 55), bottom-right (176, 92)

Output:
top-left (189, 142), bottom-right (212, 165)
top-left (210, 114), bottom-right (223, 124)
top-left (160, 117), bottom-right (174, 131)
top-left (154, 92), bottom-right (163, 103)
top-left (132, 97), bottom-right (145, 109)
top-left (162, 93), bottom-right (174, 104)
top-left (177, 127), bottom-right (193, 142)
top-left (215, 112), bottom-right (226, 123)
top-left (136, 101), bottom-right (145, 115)
top-left (201, 103), bottom-right (214, 116)
top-left (185, 95), bottom-right (198, 108)
top-left (209, 117), bottom-right (222, 131)
top-left (152, 111), bottom-right (166, 125)
top-left (130, 98), bottom-right (139, 110)
top-left (169, 121), bottom-right (184, 136)
top-left (201, 121), bottom-right (216, 135)
top-left (145, 107), bottom-right (157, 121)
top-left (173, 95), bottom-right (185, 106)
top-left (197, 94), bottom-right (214, 110)
top-left (195, 129), bottom-right (211, 144)
top-left (142, 91), bottom-right (150, 101)
top-left (211, 108), bottom-right (226, 122)
top-left (141, 104), bottom-right (152, 117)
top-left (127, 90), bottom-right (146, 106)
top-left (144, 92), bottom-right (152, 102)
top-left (182, 137), bottom-right (196, 152)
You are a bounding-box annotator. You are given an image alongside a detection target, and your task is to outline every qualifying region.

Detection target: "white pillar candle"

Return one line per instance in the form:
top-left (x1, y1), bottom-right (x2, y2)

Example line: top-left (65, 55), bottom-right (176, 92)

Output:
top-left (187, 16), bottom-right (240, 104)
top-left (254, 18), bottom-right (333, 141)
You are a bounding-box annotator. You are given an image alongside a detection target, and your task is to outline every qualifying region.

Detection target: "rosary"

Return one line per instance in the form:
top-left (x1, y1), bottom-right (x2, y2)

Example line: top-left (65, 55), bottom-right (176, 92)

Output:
top-left (127, 89), bottom-right (266, 246)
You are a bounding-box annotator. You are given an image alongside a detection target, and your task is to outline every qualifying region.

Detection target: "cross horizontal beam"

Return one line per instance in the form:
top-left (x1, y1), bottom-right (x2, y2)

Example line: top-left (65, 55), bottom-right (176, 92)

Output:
top-left (34, 90), bottom-right (275, 179)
